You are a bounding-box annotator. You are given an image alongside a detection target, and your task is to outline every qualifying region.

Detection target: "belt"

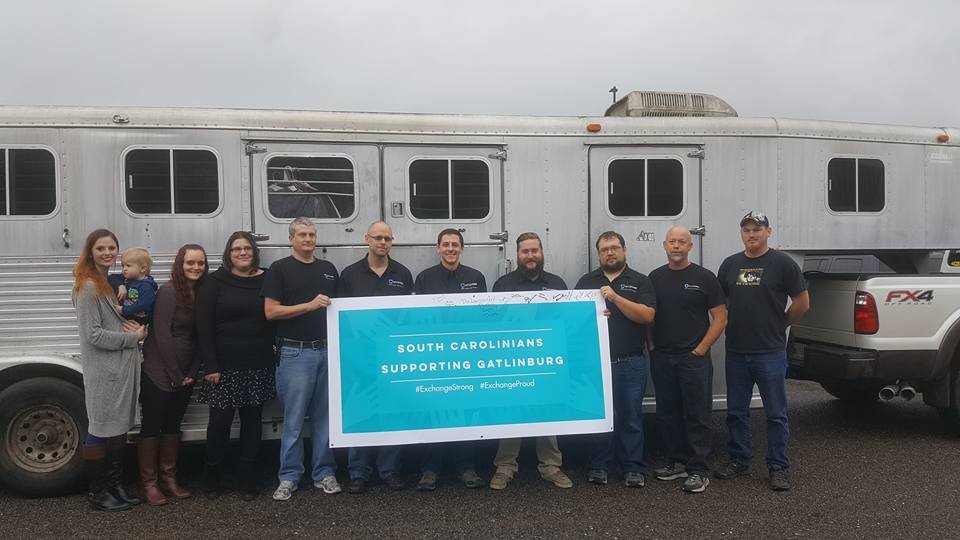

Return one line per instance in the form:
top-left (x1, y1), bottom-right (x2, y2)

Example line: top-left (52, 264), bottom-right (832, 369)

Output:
top-left (280, 337), bottom-right (327, 349)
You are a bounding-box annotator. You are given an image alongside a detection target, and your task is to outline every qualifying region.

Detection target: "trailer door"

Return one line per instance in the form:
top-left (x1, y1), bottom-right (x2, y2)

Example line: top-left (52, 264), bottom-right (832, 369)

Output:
top-left (382, 145), bottom-right (507, 282)
top-left (588, 146), bottom-right (703, 274)
top-left (247, 142), bottom-right (380, 269)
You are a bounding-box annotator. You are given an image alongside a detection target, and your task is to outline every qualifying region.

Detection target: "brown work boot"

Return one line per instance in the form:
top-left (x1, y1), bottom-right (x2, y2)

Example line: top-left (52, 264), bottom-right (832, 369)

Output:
top-left (157, 434), bottom-right (191, 499)
top-left (137, 437), bottom-right (167, 506)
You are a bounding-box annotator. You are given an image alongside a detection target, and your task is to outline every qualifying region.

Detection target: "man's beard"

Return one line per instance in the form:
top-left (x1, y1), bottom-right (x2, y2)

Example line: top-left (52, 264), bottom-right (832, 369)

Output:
top-left (520, 259), bottom-right (544, 279)
top-left (601, 258), bottom-right (626, 273)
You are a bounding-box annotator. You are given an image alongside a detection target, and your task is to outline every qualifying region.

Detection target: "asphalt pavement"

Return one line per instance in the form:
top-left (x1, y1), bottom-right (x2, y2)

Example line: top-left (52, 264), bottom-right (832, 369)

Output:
top-left (1, 380), bottom-right (957, 539)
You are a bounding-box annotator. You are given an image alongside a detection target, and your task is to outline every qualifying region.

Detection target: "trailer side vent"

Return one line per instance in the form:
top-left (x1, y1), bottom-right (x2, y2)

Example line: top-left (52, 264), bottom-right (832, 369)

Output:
top-left (605, 91), bottom-right (737, 118)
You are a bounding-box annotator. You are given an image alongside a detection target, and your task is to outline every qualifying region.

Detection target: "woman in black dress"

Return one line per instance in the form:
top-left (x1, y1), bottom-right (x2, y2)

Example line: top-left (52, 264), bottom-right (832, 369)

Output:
top-left (138, 244), bottom-right (208, 505)
top-left (196, 232), bottom-right (276, 500)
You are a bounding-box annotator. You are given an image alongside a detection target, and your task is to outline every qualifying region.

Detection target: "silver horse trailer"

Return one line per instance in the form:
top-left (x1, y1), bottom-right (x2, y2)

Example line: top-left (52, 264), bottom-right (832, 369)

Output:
top-left (1, 92), bottom-right (957, 495)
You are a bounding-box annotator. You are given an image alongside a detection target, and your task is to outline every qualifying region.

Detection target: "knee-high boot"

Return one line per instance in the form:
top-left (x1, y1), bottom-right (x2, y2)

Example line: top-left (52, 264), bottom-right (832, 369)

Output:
top-left (137, 437), bottom-right (167, 505)
top-left (106, 436), bottom-right (142, 506)
top-left (158, 433), bottom-right (191, 499)
top-left (82, 442), bottom-right (130, 512)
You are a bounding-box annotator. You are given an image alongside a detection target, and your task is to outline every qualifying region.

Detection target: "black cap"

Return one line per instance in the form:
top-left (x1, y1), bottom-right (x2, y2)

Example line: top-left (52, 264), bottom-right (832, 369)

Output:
top-left (740, 210), bottom-right (770, 227)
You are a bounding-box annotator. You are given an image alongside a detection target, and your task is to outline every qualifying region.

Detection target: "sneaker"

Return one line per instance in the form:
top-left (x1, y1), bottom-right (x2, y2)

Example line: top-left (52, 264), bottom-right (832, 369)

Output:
top-left (541, 469), bottom-right (574, 489)
top-left (488, 471), bottom-right (513, 490)
top-left (347, 477), bottom-right (366, 495)
top-left (416, 472), bottom-right (438, 491)
top-left (385, 474), bottom-right (406, 491)
top-left (459, 470), bottom-right (485, 489)
top-left (314, 475), bottom-right (342, 495)
top-left (587, 469), bottom-right (608, 485)
top-left (272, 480), bottom-right (298, 501)
top-left (654, 462), bottom-right (689, 481)
top-left (624, 471), bottom-right (645, 488)
top-left (768, 466), bottom-right (791, 491)
top-left (714, 461), bottom-right (750, 480)
top-left (682, 473), bottom-right (710, 493)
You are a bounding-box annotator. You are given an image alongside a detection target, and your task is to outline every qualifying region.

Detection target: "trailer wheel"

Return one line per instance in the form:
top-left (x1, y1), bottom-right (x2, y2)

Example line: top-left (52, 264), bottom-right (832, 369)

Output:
top-left (0, 378), bottom-right (87, 496)
top-left (820, 380), bottom-right (881, 405)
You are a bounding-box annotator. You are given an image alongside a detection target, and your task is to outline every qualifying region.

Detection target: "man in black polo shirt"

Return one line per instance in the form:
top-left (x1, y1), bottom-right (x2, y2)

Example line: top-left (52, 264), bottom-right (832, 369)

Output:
top-left (488, 232), bottom-right (573, 491)
top-left (715, 211), bottom-right (809, 491)
top-left (649, 226), bottom-right (727, 493)
top-left (262, 217), bottom-right (341, 501)
top-left (413, 228), bottom-right (486, 491)
top-left (339, 221), bottom-right (414, 494)
top-left (575, 231), bottom-right (656, 488)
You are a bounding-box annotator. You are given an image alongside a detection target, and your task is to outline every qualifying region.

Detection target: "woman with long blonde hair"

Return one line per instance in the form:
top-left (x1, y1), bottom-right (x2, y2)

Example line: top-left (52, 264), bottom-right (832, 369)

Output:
top-left (73, 229), bottom-right (145, 511)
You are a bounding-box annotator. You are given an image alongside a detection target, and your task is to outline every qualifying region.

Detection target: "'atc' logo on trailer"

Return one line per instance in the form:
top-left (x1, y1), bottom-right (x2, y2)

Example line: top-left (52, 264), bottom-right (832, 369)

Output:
top-left (885, 290), bottom-right (934, 304)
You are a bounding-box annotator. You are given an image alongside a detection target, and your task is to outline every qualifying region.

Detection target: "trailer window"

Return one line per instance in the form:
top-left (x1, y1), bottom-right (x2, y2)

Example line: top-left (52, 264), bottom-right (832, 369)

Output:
top-left (828, 157), bottom-right (884, 213)
top-left (266, 156), bottom-right (355, 220)
top-left (0, 148), bottom-right (57, 216)
top-left (125, 149), bottom-right (219, 215)
top-left (409, 158), bottom-right (490, 220)
top-left (607, 158), bottom-right (683, 217)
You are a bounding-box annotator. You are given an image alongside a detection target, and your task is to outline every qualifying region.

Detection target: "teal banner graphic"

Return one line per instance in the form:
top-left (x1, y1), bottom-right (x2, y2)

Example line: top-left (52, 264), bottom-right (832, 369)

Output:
top-left (328, 291), bottom-right (612, 447)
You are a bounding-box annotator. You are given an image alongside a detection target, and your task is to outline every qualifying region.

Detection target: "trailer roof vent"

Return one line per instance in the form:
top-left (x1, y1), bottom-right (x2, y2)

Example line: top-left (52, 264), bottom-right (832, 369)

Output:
top-left (605, 91), bottom-right (738, 118)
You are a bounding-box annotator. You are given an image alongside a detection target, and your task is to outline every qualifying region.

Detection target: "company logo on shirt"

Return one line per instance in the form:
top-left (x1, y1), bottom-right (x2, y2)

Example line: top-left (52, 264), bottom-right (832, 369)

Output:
top-left (460, 282), bottom-right (479, 290)
top-left (683, 283), bottom-right (701, 290)
top-left (619, 284), bottom-right (638, 292)
top-left (736, 268), bottom-right (764, 286)
top-left (388, 279), bottom-right (406, 288)
top-left (323, 273), bottom-right (336, 280)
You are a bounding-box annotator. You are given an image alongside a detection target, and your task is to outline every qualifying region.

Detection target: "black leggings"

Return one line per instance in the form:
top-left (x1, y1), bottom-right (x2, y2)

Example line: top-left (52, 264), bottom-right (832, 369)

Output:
top-left (139, 374), bottom-right (192, 438)
top-left (204, 405), bottom-right (263, 465)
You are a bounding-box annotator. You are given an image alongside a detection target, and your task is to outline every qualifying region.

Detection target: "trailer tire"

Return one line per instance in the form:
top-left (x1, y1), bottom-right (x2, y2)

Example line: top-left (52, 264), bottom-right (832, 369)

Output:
top-left (0, 377), bottom-right (87, 496)
top-left (820, 380), bottom-right (881, 405)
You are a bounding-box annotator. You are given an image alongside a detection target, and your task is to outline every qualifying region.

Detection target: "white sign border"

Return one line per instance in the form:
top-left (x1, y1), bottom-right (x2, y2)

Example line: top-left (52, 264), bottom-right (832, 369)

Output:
top-left (327, 289), bottom-right (613, 447)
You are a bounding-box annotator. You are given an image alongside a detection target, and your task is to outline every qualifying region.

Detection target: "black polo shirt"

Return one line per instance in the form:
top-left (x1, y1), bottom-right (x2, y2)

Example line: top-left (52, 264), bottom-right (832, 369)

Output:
top-left (414, 263), bottom-right (487, 295)
top-left (492, 269), bottom-right (567, 292)
top-left (649, 263), bottom-right (725, 354)
top-left (338, 256), bottom-right (414, 298)
top-left (574, 266), bottom-right (656, 359)
top-left (260, 256), bottom-right (338, 341)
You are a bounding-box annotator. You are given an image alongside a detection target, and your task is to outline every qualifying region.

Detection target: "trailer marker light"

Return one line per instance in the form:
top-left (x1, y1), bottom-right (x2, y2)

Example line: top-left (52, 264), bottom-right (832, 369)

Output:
top-left (586, 123), bottom-right (602, 133)
top-left (936, 133), bottom-right (950, 143)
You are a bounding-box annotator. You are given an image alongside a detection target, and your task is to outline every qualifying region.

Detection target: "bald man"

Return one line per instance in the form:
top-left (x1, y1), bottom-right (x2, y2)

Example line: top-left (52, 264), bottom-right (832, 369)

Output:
top-left (338, 221), bottom-right (414, 494)
top-left (648, 226), bottom-right (726, 493)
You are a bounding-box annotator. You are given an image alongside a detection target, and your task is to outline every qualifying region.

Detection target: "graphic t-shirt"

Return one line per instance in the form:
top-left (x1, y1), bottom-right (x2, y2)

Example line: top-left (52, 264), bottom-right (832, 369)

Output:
top-left (717, 249), bottom-right (806, 353)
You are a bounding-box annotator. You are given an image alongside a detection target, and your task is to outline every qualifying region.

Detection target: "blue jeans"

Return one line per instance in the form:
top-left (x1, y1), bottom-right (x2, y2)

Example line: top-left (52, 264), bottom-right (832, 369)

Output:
top-left (724, 350), bottom-right (790, 469)
top-left (276, 345), bottom-right (337, 482)
top-left (348, 446), bottom-right (402, 481)
top-left (589, 352), bottom-right (647, 473)
top-left (421, 441), bottom-right (475, 476)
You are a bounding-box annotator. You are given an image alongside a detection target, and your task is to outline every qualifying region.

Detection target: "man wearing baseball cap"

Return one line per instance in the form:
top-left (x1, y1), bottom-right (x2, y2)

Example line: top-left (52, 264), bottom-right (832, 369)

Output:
top-left (714, 211), bottom-right (809, 491)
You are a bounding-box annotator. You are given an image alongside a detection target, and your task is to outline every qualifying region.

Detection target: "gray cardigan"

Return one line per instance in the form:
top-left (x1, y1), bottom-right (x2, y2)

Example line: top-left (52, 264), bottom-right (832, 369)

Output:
top-left (74, 280), bottom-right (141, 438)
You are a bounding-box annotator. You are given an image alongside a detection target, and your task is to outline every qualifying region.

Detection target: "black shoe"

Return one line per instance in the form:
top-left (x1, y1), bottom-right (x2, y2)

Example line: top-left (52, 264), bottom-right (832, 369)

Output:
top-left (769, 466), bottom-right (791, 491)
top-left (385, 474), bottom-right (406, 491)
top-left (88, 488), bottom-right (132, 512)
top-left (348, 477), bottom-right (367, 494)
top-left (238, 458), bottom-right (260, 501)
top-left (714, 461), bottom-right (750, 480)
top-left (202, 462), bottom-right (223, 500)
top-left (83, 444), bottom-right (131, 512)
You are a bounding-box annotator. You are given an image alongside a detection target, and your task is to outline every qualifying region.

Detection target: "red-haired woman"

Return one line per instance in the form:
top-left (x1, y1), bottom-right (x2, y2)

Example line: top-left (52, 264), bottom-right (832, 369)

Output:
top-left (138, 244), bottom-right (208, 505)
top-left (73, 229), bottom-right (145, 512)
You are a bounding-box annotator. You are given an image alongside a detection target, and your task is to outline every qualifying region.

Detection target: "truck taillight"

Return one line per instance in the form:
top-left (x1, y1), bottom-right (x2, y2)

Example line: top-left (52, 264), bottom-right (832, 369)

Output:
top-left (854, 291), bottom-right (879, 334)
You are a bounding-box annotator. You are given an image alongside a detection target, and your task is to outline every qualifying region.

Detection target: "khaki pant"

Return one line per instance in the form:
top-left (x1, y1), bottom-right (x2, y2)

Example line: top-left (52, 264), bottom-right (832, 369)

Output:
top-left (493, 436), bottom-right (562, 477)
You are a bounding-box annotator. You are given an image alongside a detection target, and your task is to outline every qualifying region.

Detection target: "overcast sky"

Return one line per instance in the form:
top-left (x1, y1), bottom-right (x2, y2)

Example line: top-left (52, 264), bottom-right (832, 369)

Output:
top-left (1, 1), bottom-right (957, 127)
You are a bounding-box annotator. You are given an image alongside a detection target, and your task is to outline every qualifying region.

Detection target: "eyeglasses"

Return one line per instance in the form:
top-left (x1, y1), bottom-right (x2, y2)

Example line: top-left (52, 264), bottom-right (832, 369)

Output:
top-left (230, 246), bottom-right (254, 253)
top-left (367, 235), bottom-right (394, 243)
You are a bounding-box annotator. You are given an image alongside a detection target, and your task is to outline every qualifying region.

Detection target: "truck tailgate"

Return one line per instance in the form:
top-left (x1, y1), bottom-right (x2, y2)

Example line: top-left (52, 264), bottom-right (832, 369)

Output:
top-left (792, 278), bottom-right (858, 347)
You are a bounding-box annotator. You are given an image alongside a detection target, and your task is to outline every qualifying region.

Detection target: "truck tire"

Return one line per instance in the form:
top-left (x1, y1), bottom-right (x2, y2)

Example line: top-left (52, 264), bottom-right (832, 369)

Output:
top-left (0, 377), bottom-right (87, 496)
top-left (938, 359), bottom-right (960, 435)
top-left (820, 380), bottom-right (881, 405)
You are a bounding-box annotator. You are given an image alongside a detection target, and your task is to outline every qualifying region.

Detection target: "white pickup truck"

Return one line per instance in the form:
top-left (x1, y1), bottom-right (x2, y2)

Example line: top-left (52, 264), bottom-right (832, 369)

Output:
top-left (788, 250), bottom-right (960, 431)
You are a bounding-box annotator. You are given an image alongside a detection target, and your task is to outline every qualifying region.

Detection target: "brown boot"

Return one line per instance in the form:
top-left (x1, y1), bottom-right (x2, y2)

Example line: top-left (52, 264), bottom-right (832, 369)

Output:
top-left (158, 433), bottom-right (191, 499)
top-left (137, 437), bottom-right (167, 506)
